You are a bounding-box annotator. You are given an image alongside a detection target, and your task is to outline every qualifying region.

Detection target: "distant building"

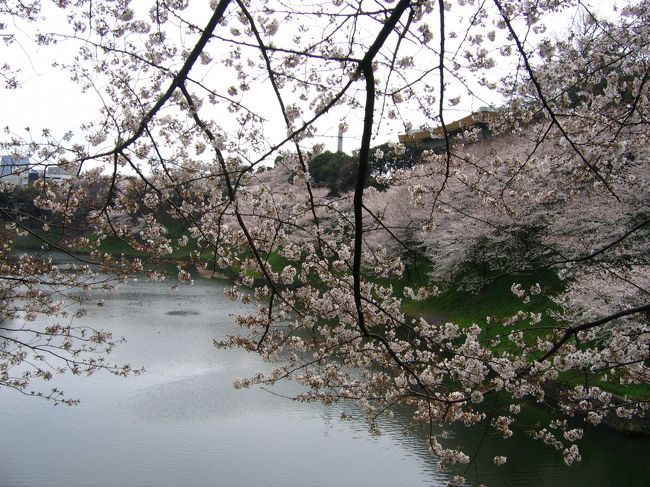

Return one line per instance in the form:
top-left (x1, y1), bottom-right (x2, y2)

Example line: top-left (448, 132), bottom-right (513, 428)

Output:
top-left (0, 156), bottom-right (76, 187)
top-left (399, 107), bottom-right (497, 153)
top-left (0, 155), bottom-right (32, 186)
top-left (44, 165), bottom-right (75, 183)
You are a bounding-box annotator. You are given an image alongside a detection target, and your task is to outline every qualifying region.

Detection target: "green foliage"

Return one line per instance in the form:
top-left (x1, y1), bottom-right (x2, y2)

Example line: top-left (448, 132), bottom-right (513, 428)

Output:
top-left (308, 151), bottom-right (359, 194)
top-left (308, 145), bottom-right (423, 194)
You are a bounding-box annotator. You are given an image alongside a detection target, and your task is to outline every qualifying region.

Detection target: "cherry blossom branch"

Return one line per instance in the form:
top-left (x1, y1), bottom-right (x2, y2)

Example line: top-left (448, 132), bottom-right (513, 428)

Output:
top-left (493, 0), bottom-right (620, 201)
top-left (82, 0), bottom-right (232, 161)
top-left (531, 303), bottom-right (650, 370)
top-left (235, 0), bottom-right (325, 254)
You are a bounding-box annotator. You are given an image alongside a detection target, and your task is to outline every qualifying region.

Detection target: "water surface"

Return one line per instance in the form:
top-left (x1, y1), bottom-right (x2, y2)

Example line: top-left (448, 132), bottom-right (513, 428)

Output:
top-left (0, 277), bottom-right (648, 487)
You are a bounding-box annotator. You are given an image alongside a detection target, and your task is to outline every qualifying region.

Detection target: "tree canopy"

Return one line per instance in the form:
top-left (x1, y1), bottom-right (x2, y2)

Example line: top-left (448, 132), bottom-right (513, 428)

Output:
top-left (308, 150), bottom-right (359, 194)
top-left (1, 1), bottom-right (648, 485)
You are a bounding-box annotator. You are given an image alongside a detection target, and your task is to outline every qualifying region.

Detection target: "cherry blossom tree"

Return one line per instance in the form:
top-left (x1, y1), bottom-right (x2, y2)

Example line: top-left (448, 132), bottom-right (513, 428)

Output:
top-left (1, 0), bottom-right (648, 484)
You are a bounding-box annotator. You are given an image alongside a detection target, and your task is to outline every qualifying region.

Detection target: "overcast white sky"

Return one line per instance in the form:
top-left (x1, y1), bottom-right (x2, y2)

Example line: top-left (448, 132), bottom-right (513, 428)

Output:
top-left (0, 0), bottom-right (619, 164)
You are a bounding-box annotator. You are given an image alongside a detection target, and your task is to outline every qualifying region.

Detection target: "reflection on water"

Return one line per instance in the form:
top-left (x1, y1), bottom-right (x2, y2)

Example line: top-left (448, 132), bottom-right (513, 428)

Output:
top-left (0, 278), bottom-right (444, 487)
top-left (0, 276), bottom-right (648, 487)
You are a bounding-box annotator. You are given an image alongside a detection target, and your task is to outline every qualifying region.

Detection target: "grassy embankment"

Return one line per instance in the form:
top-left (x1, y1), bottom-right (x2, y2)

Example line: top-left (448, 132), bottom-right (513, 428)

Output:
top-left (394, 259), bottom-right (650, 401)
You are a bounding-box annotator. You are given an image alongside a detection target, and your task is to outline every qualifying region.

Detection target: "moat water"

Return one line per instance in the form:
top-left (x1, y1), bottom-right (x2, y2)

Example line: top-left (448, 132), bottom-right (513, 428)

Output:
top-left (0, 276), bottom-right (648, 487)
